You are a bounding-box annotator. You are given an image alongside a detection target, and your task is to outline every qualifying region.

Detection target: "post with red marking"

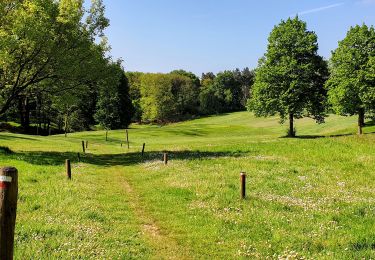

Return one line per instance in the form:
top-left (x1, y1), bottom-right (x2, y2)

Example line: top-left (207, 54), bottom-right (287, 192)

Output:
top-left (66, 160), bottom-right (72, 180)
top-left (240, 172), bottom-right (246, 199)
top-left (0, 167), bottom-right (18, 259)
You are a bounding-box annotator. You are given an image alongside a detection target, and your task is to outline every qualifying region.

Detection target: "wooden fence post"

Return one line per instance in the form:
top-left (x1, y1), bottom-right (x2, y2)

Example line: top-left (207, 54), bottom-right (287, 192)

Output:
top-left (66, 160), bottom-right (71, 180)
top-left (0, 167), bottom-right (18, 259)
top-left (81, 141), bottom-right (85, 153)
top-left (85, 140), bottom-right (88, 149)
top-left (141, 143), bottom-right (146, 157)
top-left (126, 129), bottom-right (129, 149)
top-left (77, 153), bottom-right (81, 163)
top-left (163, 153), bottom-right (168, 165)
top-left (240, 172), bottom-right (246, 199)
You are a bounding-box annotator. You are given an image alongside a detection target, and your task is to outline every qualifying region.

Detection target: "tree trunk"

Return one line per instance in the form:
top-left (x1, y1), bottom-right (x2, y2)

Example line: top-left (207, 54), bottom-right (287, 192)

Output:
top-left (358, 108), bottom-right (365, 135)
top-left (64, 114), bottom-right (68, 138)
top-left (18, 98), bottom-right (25, 128)
top-left (289, 113), bottom-right (295, 137)
top-left (19, 97), bottom-right (30, 132)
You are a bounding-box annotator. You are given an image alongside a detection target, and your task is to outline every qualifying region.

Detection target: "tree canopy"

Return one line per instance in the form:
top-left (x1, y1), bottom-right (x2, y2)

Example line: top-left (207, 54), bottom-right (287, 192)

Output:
top-left (326, 24), bottom-right (375, 134)
top-left (248, 17), bottom-right (328, 137)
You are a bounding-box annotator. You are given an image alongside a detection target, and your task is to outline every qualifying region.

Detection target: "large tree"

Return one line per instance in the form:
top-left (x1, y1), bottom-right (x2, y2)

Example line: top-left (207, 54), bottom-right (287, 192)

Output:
top-left (0, 0), bottom-right (109, 117)
top-left (326, 24), bottom-right (375, 135)
top-left (248, 17), bottom-right (328, 137)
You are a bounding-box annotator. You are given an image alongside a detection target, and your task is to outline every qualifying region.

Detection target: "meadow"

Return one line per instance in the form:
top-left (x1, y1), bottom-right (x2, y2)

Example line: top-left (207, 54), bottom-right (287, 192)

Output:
top-left (0, 112), bottom-right (374, 259)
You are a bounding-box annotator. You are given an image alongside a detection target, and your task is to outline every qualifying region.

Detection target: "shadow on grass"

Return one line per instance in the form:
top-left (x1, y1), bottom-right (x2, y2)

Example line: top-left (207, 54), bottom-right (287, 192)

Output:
top-left (281, 131), bottom-right (375, 139)
top-left (10, 150), bottom-right (250, 167)
top-left (0, 134), bottom-right (39, 141)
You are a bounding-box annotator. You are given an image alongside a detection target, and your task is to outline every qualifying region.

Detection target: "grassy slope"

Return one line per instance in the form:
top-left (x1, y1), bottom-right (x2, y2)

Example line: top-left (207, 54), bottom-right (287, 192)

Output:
top-left (0, 112), bottom-right (374, 259)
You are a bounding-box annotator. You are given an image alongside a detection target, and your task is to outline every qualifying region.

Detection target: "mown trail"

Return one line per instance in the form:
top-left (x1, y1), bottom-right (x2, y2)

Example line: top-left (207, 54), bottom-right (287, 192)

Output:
top-left (112, 166), bottom-right (192, 259)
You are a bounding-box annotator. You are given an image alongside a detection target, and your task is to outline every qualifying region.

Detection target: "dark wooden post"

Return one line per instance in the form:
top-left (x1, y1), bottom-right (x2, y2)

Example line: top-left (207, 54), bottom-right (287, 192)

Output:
top-left (77, 153), bottom-right (81, 162)
top-left (240, 172), bottom-right (246, 199)
top-left (85, 140), bottom-right (88, 149)
top-left (121, 142), bottom-right (123, 147)
top-left (163, 153), bottom-right (168, 165)
top-left (126, 129), bottom-right (129, 149)
top-left (0, 167), bottom-right (18, 259)
top-left (106, 131), bottom-right (108, 141)
top-left (66, 159), bottom-right (71, 180)
top-left (141, 143), bottom-right (146, 157)
top-left (81, 141), bottom-right (85, 153)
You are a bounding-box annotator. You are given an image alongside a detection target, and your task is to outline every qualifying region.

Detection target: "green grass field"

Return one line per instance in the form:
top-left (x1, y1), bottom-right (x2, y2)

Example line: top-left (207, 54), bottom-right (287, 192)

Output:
top-left (1, 112), bottom-right (374, 259)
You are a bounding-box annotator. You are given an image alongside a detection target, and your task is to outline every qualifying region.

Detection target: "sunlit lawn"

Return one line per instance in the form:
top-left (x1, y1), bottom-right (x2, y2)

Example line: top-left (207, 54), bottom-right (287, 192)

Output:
top-left (0, 112), bottom-right (374, 258)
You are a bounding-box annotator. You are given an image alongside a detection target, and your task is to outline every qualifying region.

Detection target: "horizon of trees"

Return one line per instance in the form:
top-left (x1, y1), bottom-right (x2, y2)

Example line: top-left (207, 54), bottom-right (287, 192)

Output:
top-left (1, 1), bottom-right (374, 137)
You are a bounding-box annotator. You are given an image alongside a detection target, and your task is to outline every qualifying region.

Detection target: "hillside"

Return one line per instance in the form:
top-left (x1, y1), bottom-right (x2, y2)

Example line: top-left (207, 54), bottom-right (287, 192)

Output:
top-left (0, 112), bottom-right (374, 258)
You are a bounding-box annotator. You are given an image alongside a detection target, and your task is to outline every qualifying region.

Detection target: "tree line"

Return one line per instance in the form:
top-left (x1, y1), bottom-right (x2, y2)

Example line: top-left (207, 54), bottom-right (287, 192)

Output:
top-left (0, 2), bottom-right (374, 137)
top-left (126, 68), bottom-right (254, 124)
top-left (0, 0), bottom-right (254, 135)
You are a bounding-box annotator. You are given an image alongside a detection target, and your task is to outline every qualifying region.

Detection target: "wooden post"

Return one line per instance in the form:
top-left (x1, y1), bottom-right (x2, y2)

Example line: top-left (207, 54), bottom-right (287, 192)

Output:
top-left (77, 153), bottom-right (81, 163)
top-left (85, 140), bottom-right (88, 149)
top-left (163, 153), bottom-right (168, 165)
top-left (81, 141), bottom-right (85, 153)
top-left (121, 142), bottom-right (123, 147)
top-left (0, 167), bottom-right (18, 259)
top-left (240, 172), bottom-right (246, 199)
top-left (106, 131), bottom-right (108, 141)
top-left (126, 129), bottom-right (129, 149)
top-left (142, 143), bottom-right (146, 157)
top-left (66, 159), bottom-right (71, 180)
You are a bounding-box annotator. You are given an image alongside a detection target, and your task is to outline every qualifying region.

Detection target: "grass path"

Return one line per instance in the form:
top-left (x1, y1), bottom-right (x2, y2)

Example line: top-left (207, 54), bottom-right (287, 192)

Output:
top-left (114, 167), bottom-right (191, 259)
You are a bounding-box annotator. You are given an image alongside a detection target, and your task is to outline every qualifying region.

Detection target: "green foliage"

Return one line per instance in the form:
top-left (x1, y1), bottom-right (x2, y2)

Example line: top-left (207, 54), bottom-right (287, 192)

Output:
top-left (199, 69), bottom-right (250, 114)
top-left (326, 24), bottom-right (375, 116)
top-left (140, 74), bottom-right (177, 123)
top-left (248, 17), bottom-right (328, 135)
top-left (95, 63), bottom-right (134, 130)
top-left (140, 72), bottom-right (200, 123)
top-left (0, 0), bottom-right (111, 127)
top-left (126, 72), bottom-right (143, 122)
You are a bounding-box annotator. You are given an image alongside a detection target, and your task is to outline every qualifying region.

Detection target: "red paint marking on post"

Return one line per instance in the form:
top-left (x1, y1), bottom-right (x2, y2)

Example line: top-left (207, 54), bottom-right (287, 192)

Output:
top-left (0, 182), bottom-right (8, 189)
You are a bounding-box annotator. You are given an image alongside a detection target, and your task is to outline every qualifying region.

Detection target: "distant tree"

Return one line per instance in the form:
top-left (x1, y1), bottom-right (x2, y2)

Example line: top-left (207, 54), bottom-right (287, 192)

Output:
top-left (215, 71), bottom-right (243, 111)
top-left (248, 17), bottom-right (328, 137)
top-left (126, 72), bottom-right (144, 122)
top-left (95, 63), bottom-right (134, 139)
top-left (234, 68), bottom-right (255, 107)
top-left (199, 70), bottom-right (244, 114)
top-left (170, 71), bottom-right (200, 115)
top-left (140, 74), bottom-right (177, 123)
top-left (171, 70), bottom-right (201, 88)
top-left (199, 72), bottom-right (220, 114)
top-left (326, 24), bottom-right (375, 135)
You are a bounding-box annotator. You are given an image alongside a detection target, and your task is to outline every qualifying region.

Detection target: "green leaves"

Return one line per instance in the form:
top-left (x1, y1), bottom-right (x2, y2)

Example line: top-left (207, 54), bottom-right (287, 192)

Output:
top-left (248, 17), bottom-right (328, 127)
top-left (326, 24), bottom-right (375, 116)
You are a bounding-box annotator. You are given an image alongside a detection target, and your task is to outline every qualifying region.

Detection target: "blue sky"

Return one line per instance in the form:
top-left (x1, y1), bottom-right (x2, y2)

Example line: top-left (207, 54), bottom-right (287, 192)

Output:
top-left (100, 0), bottom-right (375, 76)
